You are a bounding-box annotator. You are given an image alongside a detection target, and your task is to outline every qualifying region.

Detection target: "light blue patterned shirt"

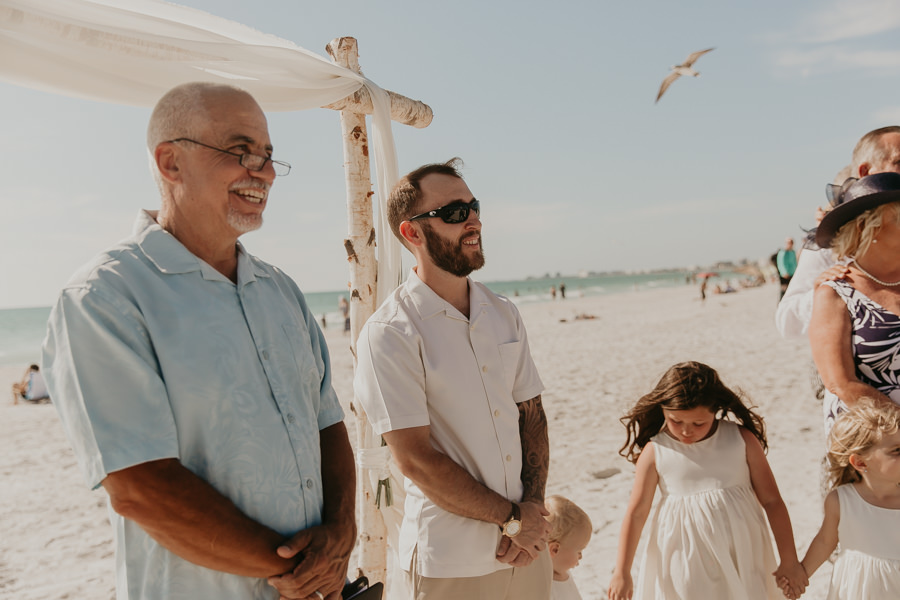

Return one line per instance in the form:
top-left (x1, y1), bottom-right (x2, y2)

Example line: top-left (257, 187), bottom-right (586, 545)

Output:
top-left (42, 210), bottom-right (344, 600)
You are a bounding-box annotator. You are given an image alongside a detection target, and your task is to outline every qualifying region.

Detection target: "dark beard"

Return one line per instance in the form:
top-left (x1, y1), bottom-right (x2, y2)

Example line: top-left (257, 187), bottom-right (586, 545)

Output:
top-left (420, 222), bottom-right (485, 277)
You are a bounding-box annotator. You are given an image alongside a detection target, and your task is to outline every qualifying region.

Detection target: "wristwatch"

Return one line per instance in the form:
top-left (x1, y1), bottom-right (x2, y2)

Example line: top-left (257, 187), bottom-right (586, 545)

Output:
top-left (500, 502), bottom-right (522, 538)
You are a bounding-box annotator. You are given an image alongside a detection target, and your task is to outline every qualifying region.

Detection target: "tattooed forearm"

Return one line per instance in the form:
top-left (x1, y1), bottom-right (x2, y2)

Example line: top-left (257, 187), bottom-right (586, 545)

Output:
top-left (518, 394), bottom-right (549, 503)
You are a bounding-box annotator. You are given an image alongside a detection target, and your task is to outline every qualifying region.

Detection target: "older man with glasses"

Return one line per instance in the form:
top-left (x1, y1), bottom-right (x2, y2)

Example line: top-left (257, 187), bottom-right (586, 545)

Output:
top-left (42, 82), bottom-right (355, 600)
top-left (354, 158), bottom-right (552, 599)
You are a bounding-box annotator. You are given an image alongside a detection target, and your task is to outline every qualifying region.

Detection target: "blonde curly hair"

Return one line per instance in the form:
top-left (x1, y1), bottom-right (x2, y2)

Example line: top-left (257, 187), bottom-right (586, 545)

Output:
top-left (827, 398), bottom-right (900, 488)
top-left (545, 495), bottom-right (592, 544)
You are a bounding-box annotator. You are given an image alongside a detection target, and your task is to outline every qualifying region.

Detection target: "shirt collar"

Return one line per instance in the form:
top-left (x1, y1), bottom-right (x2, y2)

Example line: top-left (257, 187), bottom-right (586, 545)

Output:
top-left (405, 267), bottom-right (489, 321)
top-left (133, 209), bottom-right (270, 284)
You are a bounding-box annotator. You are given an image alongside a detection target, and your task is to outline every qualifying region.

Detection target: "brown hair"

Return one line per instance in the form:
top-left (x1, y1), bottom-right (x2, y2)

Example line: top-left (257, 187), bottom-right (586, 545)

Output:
top-left (387, 158), bottom-right (464, 245)
top-left (545, 495), bottom-right (592, 544)
top-left (826, 398), bottom-right (900, 488)
top-left (619, 361), bottom-right (767, 463)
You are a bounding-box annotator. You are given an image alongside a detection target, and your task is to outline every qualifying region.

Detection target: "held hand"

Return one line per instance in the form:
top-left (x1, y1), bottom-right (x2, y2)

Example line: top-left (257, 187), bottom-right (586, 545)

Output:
top-left (607, 570), bottom-right (633, 600)
top-left (267, 522), bottom-right (355, 600)
top-left (773, 560), bottom-right (808, 600)
top-left (506, 501), bottom-right (551, 560)
top-left (495, 536), bottom-right (534, 567)
top-left (814, 264), bottom-right (850, 288)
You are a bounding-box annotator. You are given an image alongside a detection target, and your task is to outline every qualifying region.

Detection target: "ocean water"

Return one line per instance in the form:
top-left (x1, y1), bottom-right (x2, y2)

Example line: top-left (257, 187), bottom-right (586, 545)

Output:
top-left (0, 271), bottom-right (695, 368)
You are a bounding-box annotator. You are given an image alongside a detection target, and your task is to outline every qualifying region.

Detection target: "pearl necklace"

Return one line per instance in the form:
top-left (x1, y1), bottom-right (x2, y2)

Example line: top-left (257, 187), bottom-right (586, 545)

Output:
top-left (851, 259), bottom-right (900, 287)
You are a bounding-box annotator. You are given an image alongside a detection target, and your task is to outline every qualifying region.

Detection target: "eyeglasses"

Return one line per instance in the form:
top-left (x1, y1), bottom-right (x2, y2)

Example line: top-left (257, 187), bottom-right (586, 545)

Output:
top-left (408, 199), bottom-right (480, 224)
top-left (825, 177), bottom-right (858, 207)
top-left (166, 138), bottom-right (291, 176)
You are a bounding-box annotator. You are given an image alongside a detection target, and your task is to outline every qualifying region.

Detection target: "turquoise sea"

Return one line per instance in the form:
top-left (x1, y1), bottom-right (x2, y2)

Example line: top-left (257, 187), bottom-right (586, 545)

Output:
top-left (0, 271), bottom-right (696, 368)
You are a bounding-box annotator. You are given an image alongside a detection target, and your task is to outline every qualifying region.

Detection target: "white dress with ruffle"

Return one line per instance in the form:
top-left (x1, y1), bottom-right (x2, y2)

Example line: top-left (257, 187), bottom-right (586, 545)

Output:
top-left (634, 420), bottom-right (779, 600)
top-left (827, 484), bottom-right (900, 600)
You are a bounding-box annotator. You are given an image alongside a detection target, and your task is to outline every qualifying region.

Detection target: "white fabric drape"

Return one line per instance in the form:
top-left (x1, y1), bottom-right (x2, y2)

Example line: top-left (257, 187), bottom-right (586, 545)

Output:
top-left (0, 0), bottom-right (402, 301)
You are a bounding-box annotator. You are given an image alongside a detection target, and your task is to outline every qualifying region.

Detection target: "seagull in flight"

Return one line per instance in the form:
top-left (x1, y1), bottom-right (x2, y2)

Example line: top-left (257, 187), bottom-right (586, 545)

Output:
top-left (655, 47), bottom-right (715, 103)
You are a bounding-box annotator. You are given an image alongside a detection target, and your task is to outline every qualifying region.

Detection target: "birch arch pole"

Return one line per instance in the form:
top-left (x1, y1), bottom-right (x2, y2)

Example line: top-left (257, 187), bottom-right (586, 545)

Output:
top-left (325, 36), bottom-right (432, 586)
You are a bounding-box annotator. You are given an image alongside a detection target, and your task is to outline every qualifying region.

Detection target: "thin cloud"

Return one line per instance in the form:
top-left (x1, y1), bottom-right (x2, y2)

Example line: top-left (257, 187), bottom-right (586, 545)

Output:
top-left (873, 106), bottom-right (900, 124)
top-left (801, 0), bottom-right (900, 43)
top-left (775, 47), bottom-right (900, 73)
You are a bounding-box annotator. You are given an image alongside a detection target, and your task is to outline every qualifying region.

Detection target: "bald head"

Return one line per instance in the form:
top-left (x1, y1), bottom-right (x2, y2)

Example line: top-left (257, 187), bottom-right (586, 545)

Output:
top-left (851, 126), bottom-right (900, 177)
top-left (147, 82), bottom-right (256, 152)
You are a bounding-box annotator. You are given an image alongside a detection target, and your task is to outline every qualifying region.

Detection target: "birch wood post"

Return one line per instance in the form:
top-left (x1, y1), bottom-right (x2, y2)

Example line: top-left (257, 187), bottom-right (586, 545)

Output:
top-left (326, 36), bottom-right (387, 585)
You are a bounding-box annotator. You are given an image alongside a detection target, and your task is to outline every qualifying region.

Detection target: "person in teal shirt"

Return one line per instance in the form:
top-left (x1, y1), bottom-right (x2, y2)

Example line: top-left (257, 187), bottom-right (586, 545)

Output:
top-left (42, 82), bottom-right (356, 600)
top-left (776, 238), bottom-right (798, 299)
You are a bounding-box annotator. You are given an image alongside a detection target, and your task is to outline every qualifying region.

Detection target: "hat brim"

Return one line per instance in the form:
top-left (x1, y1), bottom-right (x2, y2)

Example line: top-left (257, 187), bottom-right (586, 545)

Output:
top-left (815, 189), bottom-right (900, 248)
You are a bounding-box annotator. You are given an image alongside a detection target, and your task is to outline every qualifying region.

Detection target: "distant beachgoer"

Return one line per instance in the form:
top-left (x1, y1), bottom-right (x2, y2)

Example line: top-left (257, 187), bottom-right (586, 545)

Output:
top-left (546, 495), bottom-right (591, 600)
top-left (559, 282), bottom-right (566, 300)
top-left (11, 364), bottom-right (49, 405)
top-left (699, 278), bottom-right (707, 301)
top-left (550, 285), bottom-right (557, 300)
top-left (799, 400), bottom-right (900, 599)
top-left (776, 238), bottom-right (797, 300)
top-left (608, 362), bottom-right (806, 600)
top-left (339, 295), bottom-right (350, 333)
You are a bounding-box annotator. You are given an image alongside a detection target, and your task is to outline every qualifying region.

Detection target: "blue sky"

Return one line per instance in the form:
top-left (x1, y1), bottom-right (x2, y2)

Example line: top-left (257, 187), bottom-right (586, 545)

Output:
top-left (3, 0), bottom-right (900, 308)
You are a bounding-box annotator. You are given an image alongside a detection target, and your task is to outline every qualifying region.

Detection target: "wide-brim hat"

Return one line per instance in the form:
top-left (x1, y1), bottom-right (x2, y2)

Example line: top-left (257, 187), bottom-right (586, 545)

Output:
top-left (816, 172), bottom-right (900, 248)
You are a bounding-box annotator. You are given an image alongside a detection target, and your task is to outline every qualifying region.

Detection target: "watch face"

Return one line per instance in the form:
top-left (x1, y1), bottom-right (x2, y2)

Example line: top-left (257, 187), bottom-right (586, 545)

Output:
top-left (506, 520), bottom-right (522, 536)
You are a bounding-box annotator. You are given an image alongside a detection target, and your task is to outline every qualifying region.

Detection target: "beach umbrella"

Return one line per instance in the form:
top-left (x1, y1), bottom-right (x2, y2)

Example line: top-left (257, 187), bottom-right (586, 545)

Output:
top-left (0, 0), bottom-right (432, 586)
top-left (697, 272), bottom-right (718, 278)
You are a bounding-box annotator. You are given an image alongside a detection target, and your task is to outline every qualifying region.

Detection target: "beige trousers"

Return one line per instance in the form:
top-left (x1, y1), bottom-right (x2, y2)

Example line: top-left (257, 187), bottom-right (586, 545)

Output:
top-left (401, 548), bottom-right (552, 600)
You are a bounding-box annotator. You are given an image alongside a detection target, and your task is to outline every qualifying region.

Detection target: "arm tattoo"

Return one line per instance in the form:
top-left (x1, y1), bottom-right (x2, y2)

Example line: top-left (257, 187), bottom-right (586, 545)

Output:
top-left (518, 394), bottom-right (549, 503)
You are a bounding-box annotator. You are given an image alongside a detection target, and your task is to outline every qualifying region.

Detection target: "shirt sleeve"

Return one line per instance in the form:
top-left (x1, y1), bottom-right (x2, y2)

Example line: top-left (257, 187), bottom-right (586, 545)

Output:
top-left (775, 248), bottom-right (835, 338)
top-left (508, 302), bottom-right (544, 403)
top-left (354, 320), bottom-right (429, 435)
top-left (42, 283), bottom-right (179, 489)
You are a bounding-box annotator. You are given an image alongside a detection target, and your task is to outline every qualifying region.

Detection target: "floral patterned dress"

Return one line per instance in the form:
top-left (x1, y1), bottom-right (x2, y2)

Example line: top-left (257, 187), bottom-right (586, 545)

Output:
top-left (822, 279), bottom-right (900, 430)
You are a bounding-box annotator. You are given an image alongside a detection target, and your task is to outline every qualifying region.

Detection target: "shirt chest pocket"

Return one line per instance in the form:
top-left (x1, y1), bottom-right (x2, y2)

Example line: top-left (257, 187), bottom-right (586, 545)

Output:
top-left (280, 322), bottom-right (323, 401)
top-left (497, 340), bottom-right (523, 390)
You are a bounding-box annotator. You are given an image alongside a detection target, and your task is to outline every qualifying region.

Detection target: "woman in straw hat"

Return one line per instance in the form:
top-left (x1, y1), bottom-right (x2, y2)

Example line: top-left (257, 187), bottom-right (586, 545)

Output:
top-left (810, 172), bottom-right (900, 432)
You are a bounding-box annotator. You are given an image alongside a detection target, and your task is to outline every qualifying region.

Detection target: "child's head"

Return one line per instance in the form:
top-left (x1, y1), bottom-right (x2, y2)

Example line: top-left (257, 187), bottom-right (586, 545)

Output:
top-left (827, 398), bottom-right (900, 488)
top-left (619, 361), bottom-right (767, 463)
top-left (545, 495), bottom-right (592, 578)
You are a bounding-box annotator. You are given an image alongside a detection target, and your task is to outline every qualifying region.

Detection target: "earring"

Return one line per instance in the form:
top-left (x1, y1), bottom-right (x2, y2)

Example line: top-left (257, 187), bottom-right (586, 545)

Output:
top-left (873, 239), bottom-right (878, 244)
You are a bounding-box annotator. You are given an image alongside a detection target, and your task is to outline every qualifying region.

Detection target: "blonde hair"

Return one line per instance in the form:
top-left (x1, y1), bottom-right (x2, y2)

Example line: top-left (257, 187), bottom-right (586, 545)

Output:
top-left (546, 495), bottom-right (592, 544)
top-left (827, 399), bottom-right (900, 488)
top-left (830, 202), bottom-right (900, 260)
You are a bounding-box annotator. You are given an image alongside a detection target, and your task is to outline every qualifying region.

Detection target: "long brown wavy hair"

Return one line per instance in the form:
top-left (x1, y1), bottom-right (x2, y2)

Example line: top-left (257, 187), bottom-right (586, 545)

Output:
top-left (619, 361), bottom-right (767, 463)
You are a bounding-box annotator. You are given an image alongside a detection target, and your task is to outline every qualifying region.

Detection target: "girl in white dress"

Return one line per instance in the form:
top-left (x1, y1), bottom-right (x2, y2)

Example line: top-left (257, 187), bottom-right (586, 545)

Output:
top-left (608, 361), bottom-right (807, 600)
top-left (799, 399), bottom-right (900, 599)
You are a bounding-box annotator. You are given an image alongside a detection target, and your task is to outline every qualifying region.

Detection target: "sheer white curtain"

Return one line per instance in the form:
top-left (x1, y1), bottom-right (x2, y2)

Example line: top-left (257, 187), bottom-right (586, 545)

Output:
top-left (0, 0), bottom-right (402, 300)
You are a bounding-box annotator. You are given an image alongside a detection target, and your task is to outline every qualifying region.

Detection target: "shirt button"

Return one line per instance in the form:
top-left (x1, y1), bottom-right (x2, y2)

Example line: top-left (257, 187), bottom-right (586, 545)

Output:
top-left (306, 479), bottom-right (314, 489)
top-left (494, 409), bottom-right (501, 417)
top-left (262, 350), bottom-right (269, 360)
top-left (482, 365), bottom-right (488, 372)
top-left (506, 455), bottom-right (512, 462)
top-left (287, 414), bottom-right (296, 424)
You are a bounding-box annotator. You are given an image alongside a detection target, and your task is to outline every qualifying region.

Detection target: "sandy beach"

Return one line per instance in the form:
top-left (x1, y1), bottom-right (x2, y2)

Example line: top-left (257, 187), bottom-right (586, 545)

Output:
top-left (0, 282), bottom-right (834, 599)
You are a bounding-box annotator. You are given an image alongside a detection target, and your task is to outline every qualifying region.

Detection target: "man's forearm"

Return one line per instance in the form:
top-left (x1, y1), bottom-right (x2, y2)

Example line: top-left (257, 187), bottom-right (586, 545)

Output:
top-left (518, 395), bottom-right (549, 503)
top-left (319, 422), bottom-right (356, 536)
top-left (103, 459), bottom-right (298, 578)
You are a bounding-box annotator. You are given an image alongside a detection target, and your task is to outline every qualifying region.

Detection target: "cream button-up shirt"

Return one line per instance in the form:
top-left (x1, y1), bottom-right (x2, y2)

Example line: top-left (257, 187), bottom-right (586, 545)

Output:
top-left (355, 269), bottom-right (544, 578)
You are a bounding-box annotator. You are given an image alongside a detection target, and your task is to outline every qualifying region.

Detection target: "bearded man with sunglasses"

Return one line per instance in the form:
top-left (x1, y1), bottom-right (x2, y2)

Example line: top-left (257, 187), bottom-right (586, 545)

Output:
top-left (42, 82), bottom-right (355, 600)
top-left (355, 159), bottom-right (552, 599)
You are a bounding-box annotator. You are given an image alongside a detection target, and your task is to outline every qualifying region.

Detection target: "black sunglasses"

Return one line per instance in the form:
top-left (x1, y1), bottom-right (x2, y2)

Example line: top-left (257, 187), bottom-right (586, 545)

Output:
top-left (408, 199), bottom-right (480, 224)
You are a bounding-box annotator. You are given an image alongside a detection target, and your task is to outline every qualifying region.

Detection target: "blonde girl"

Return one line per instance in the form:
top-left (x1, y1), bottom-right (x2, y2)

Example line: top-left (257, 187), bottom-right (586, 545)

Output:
top-left (800, 399), bottom-right (900, 599)
top-left (608, 361), bottom-right (807, 600)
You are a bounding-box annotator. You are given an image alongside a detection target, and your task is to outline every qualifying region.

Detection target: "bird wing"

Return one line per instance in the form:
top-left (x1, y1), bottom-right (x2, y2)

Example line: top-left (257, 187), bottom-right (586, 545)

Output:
top-left (656, 72), bottom-right (681, 103)
top-left (682, 47), bottom-right (714, 67)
